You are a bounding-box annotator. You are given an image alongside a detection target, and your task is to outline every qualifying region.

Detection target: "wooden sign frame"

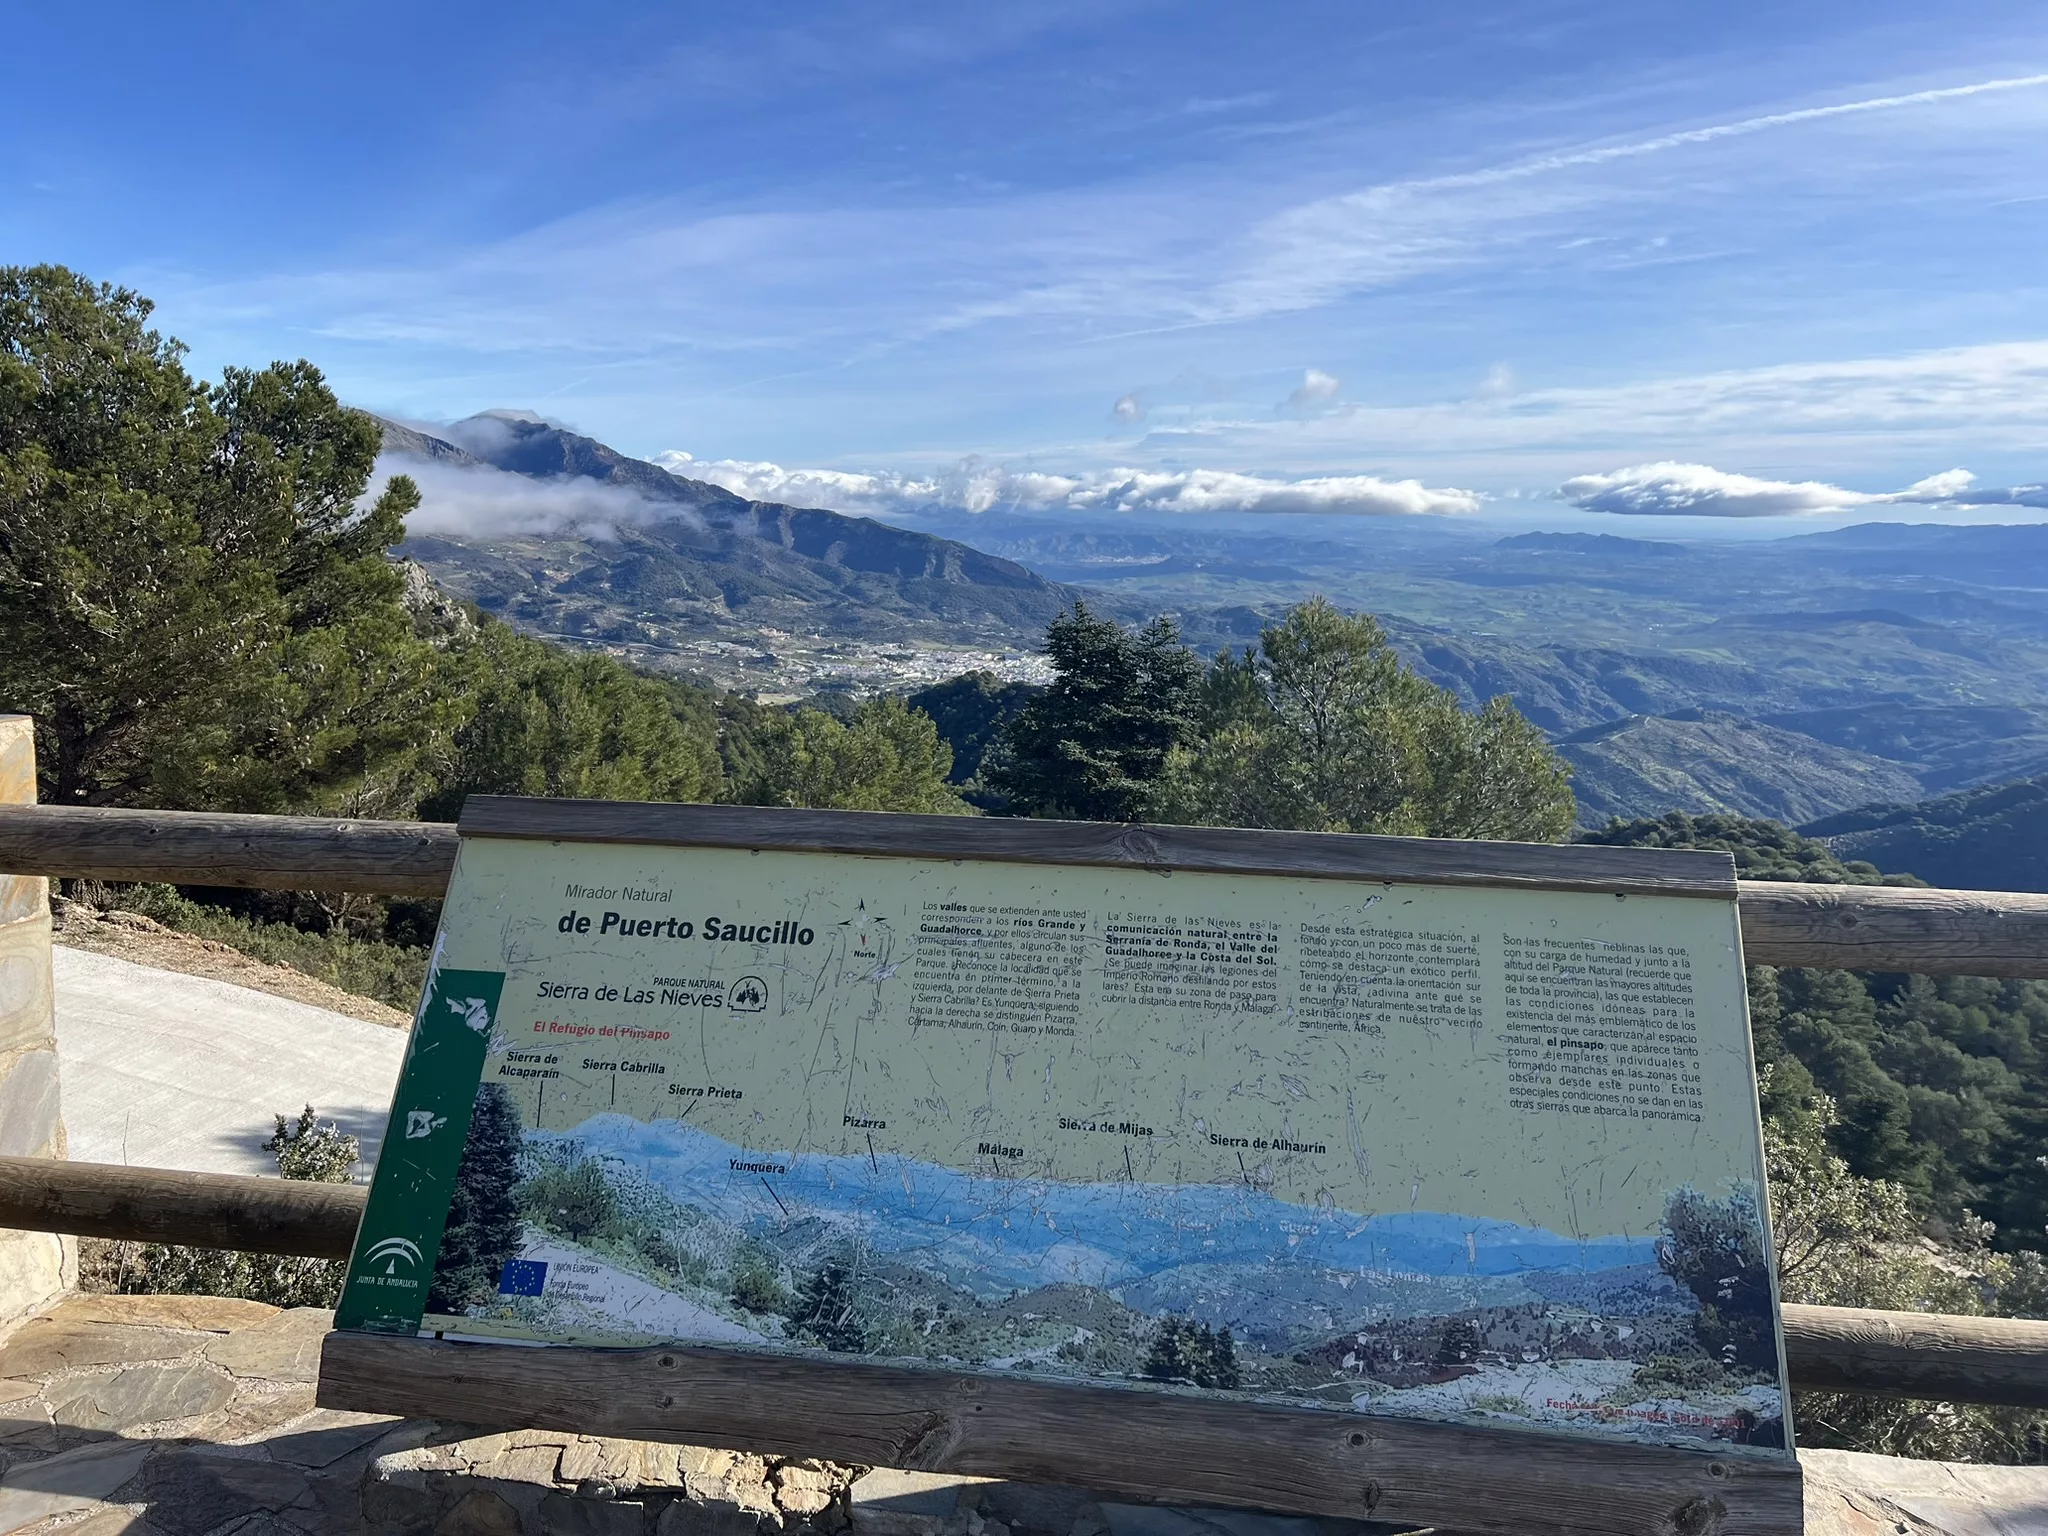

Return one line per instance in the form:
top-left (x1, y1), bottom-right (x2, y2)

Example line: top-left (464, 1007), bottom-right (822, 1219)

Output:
top-left (317, 799), bottom-right (1802, 1536)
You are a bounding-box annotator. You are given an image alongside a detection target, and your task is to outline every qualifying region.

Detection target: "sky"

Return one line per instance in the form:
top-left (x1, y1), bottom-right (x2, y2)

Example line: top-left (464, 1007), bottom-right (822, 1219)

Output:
top-left (7, 1), bottom-right (2048, 531)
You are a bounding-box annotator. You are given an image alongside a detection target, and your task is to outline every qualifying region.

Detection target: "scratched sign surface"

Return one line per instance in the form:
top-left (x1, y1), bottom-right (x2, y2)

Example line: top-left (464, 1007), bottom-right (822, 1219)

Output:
top-left (339, 834), bottom-right (1791, 1457)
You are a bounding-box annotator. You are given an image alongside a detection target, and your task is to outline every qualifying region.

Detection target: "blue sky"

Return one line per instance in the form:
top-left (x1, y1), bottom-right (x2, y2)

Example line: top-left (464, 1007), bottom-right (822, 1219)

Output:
top-left (8, 1), bottom-right (2048, 528)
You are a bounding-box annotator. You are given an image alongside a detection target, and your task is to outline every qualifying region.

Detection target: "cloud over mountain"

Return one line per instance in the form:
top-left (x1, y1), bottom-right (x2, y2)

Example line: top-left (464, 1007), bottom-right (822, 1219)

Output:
top-left (1558, 462), bottom-right (2048, 518)
top-left (654, 451), bottom-right (1477, 518)
top-left (383, 454), bottom-right (689, 540)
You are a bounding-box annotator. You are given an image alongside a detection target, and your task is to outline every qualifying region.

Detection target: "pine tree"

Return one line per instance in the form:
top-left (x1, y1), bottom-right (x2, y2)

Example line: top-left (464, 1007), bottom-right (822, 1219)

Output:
top-left (263, 1105), bottom-right (359, 1183)
top-left (1202, 1324), bottom-right (1242, 1390)
top-left (0, 265), bottom-right (454, 813)
top-left (993, 603), bottom-right (1201, 821)
top-left (1143, 1316), bottom-right (1193, 1383)
top-left (1144, 1317), bottom-right (1242, 1389)
top-left (1155, 597), bottom-right (1574, 841)
top-left (737, 696), bottom-right (968, 814)
top-left (788, 1255), bottom-right (870, 1352)
top-left (1656, 1185), bottom-right (1775, 1374)
top-left (1433, 1319), bottom-right (1484, 1368)
top-left (428, 1085), bottom-right (525, 1315)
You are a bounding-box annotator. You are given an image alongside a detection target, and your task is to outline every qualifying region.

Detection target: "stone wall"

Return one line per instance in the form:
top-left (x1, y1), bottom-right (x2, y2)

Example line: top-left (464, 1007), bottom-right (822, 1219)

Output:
top-left (0, 714), bottom-right (70, 1323)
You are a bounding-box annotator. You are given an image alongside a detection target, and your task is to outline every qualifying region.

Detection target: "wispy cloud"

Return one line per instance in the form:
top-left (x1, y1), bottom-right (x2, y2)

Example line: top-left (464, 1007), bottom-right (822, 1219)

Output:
top-left (1208, 73), bottom-right (2048, 322)
top-left (172, 69), bottom-right (2048, 384)
top-left (654, 450), bottom-right (1478, 517)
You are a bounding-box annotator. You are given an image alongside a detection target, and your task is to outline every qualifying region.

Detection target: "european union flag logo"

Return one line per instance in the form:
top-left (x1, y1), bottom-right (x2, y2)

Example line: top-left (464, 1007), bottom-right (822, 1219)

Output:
top-left (497, 1259), bottom-right (548, 1297)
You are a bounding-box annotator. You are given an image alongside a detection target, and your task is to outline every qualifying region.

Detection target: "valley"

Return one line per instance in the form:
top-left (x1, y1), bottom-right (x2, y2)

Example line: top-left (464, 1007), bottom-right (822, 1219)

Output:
top-left (382, 417), bottom-right (2048, 834)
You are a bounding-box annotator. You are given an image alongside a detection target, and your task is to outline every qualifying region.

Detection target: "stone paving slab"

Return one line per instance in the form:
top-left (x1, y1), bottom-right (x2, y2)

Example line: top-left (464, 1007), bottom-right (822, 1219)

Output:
top-left (5, 1295), bottom-right (2047, 1535)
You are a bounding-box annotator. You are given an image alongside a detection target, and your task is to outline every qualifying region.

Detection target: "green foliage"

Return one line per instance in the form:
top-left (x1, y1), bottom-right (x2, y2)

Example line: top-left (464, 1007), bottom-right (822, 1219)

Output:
top-left (1580, 811), bottom-right (1917, 885)
top-left (1155, 598), bottom-right (1575, 840)
top-left (739, 696), bottom-right (969, 813)
top-left (107, 882), bottom-right (428, 1010)
top-left (1766, 1084), bottom-right (1960, 1311)
top-left (1655, 1184), bottom-right (1776, 1374)
top-left (632, 1228), bottom-right (710, 1286)
top-left (419, 619), bottom-right (723, 819)
top-left (264, 1104), bottom-right (361, 1183)
top-left (0, 265), bottom-right (454, 814)
top-left (729, 1246), bottom-right (791, 1314)
top-left (429, 1085), bottom-right (527, 1315)
top-left (1592, 814), bottom-right (2048, 1458)
top-left (788, 1255), bottom-right (871, 1352)
top-left (1767, 1086), bottom-right (2048, 1460)
top-left (1589, 815), bottom-right (2048, 1231)
top-left (79, 1104), bottom-right (356, 1307)
top-left (908, 670), bottom-right (1042, 786)
top-left (519, 1158), bottom-right (622, 1243)
top-left (1142, 1316), bottom-right (1241, 1389)
top-left (992, 603), bottom-right (1202, 821)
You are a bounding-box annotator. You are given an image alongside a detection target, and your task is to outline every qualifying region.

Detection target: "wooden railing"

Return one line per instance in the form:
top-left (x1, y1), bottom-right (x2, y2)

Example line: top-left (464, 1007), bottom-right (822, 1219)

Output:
top-left (6, 801), bottom-right (2048, 1410)
top-left (5, 802), bottom-right (2047, 976)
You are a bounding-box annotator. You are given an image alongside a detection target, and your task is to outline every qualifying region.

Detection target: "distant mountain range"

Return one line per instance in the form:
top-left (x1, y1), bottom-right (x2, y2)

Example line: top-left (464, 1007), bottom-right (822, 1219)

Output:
top-left (380, 413), bottom-right (1078, 660)
top-left (550, 1112), bottom-right (1657, 1307)
top-left (376, 413), bottom-right (2048, 842)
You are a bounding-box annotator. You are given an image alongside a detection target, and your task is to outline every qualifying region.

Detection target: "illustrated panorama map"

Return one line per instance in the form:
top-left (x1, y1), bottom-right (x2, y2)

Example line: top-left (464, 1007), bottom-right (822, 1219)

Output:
top-left (338, 827), bottom-right (1791, 1457)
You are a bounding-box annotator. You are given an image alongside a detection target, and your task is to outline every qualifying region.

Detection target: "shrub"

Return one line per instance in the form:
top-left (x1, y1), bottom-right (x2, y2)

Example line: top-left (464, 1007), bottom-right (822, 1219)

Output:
top-left (79, 1105), bottom-right (358, 1308)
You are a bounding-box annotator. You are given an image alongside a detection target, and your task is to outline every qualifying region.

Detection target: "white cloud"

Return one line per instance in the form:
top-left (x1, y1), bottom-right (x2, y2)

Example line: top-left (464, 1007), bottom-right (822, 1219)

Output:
top-left (655, 450), bottom-right (1477, 517)
top-left (1556, 460), bottom-right (2048, 518)
top-left (1283, 368), bottom-right (1341, 410)
top-left (1902, 468), bottom-right (1979, 499)
top-left (382, 454), bottom-right (689, 540)
top-left (1112, 393), bottom-right (1145, 422)
top-left (1557, 462), bottom-right (1887, 517)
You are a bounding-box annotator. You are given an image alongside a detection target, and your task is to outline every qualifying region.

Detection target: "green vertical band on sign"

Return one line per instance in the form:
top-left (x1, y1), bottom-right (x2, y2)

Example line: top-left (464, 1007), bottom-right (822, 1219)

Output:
top-left (334, 966), bottom-right (505, 1334)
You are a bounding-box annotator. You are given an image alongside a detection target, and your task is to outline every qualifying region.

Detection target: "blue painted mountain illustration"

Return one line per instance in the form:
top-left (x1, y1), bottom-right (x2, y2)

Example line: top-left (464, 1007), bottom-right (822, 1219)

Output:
top-left (539, 1114), bottom-right (1659, 1298)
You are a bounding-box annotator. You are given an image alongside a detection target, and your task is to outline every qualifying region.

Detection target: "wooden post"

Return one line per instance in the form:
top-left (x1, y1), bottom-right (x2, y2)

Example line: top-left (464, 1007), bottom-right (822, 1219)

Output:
top-left (0, 715), bottom-right (70, 1323)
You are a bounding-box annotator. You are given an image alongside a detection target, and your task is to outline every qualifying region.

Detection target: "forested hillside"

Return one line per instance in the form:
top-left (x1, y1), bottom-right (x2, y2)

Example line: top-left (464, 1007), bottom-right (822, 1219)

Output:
top-left (1558, 711), bottom-right (1923, 827)
top-left (955, 512), bottom-right (2048, 826)
top-left (1805, 774), bottom-right (2048, 894)
top-left (1583, 813), bottom-right (2048, 1457)
top-left (1587, 812), bottom-right (2048, 1229)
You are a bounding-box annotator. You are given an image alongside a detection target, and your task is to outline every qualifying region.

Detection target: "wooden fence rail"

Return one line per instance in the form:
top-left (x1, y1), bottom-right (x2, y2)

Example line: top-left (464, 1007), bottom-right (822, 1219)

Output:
top-left (4, 803), bottom-right (2048, 976)
top-left (0, 1154), bottom-right (368, 1258)
top-left (5, 1155), bottom-right (2047, 1410)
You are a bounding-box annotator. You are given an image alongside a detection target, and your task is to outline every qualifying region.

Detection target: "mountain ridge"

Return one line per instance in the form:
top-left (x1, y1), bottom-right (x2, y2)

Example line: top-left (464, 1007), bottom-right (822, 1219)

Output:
top-left (379, 413), bottom-right (1083, 671)
top-left (1803, 772), bottom-right (2048, 893)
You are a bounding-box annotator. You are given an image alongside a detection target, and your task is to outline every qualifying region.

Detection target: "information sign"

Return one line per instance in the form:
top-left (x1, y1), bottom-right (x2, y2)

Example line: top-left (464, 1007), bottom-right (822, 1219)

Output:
top-left (338, 801), bottom-right (1791, 1461)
